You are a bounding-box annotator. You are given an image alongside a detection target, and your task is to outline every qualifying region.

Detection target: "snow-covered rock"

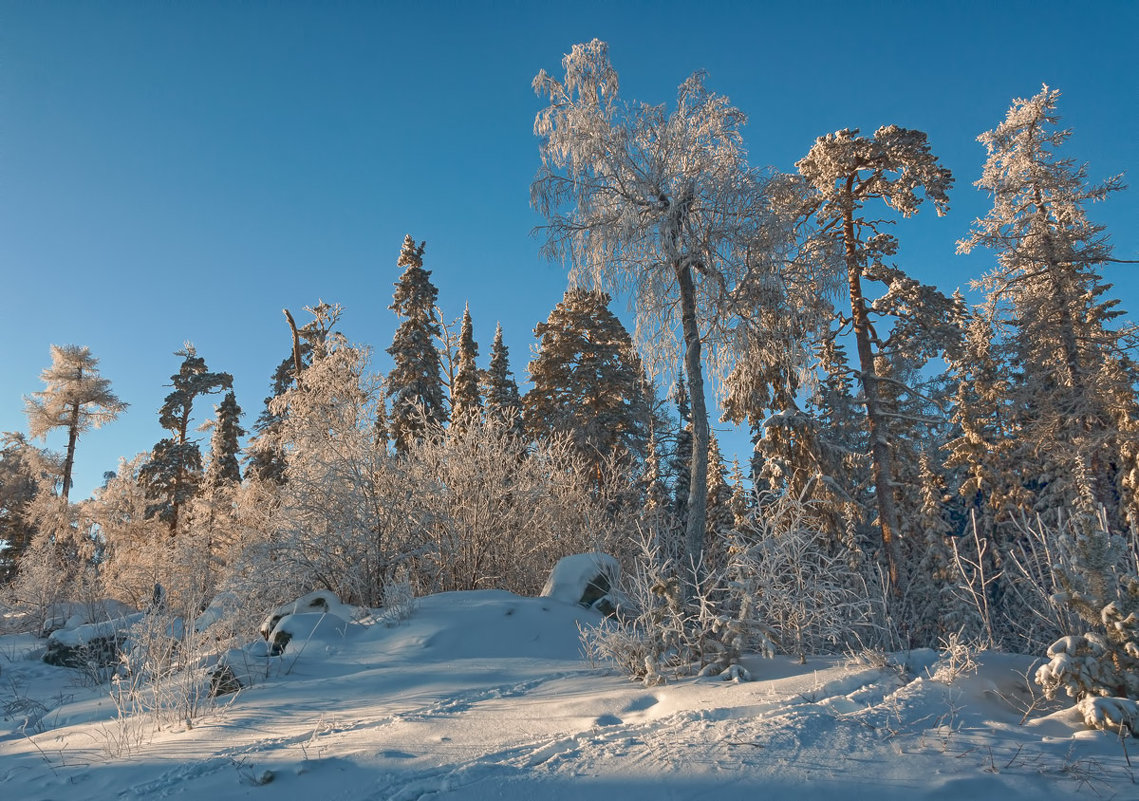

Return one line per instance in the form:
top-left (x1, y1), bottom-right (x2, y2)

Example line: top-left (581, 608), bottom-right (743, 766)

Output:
top-left (41, 599), bottom-right (136, 637)
top-left (540, 553), bottom-right (620, 615)
top-left (258, 590), bottom-right (361, 642)
top-left (42, 611), bottom-right (145, 668)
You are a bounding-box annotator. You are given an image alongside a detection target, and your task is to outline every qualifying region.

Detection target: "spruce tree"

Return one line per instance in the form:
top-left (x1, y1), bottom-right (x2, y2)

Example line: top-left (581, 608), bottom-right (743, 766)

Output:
top-left (524, 288), bottom-right (651, 478)
top-left (204, 391), bottom-right (245, 490)
top-left (668, 377), bottom-right (693, 547)
top-left (450, 303), bottom-right (482, 434)
top-left (483, 323), bottom-right (523, 434)
top-left (386, 235), bottom-right (447, 454)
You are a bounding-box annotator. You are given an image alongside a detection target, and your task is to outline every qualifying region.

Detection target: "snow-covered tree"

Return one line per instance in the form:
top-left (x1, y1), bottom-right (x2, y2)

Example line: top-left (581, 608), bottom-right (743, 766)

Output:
top-left (140, 345), bottom-right (233, 535)
top-left (794, 125), bottom-right (954, 587)
top-left (203, 391), bottom-right (244, 490)
top-left (524, 288), bottom-right (651, 479)
top-left (24, 345), bottom-right (126, 501)
top-left (958, 86), bottom-right (1139, 533)
top-left (247, 302), bottom-right (342, 483)
top-left (482, 322), bottom-right (523, 435)
top-left (0, 433), bottom-right (53, 582)
top-left (667, 377), bottom-right (693, 552)
top-left (532, 40), bottom-right (801, 577)
top-left (450, 303), bottom-right (482, 434)
top-left (386, 235), bottom-right (447, 454)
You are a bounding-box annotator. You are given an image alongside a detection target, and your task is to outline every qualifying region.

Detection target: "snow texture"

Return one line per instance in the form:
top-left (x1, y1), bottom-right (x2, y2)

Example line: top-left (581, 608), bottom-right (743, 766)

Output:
top-left (3, 590), bottom-right (1137, 800)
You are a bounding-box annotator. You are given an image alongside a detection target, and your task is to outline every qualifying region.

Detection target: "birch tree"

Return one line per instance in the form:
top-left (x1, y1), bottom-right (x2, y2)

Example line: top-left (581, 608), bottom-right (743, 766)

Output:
top-left (532, 40), bottom-right (795, 573)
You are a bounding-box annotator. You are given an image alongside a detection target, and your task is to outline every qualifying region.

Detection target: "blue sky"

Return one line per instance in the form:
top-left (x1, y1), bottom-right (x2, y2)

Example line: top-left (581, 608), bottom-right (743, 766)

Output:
top-left (2, 1), bottom-right (1136, 499)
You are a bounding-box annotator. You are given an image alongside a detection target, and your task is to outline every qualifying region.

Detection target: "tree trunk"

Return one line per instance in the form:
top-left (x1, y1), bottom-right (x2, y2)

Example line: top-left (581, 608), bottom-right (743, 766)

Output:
top-left (842, 198), bottom-right (901, 590)
top-left (61, 401), bottom-right (80, 502)
top-left (676, 262), bottom-right (709, 583)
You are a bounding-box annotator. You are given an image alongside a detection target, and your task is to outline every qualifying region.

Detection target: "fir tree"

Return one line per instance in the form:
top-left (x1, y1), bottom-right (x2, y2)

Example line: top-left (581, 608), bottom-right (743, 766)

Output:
top-left (140, 345), bottom-right (233, 534)
top-left (204, 391), bottom-right (245, 490)
top-left (483, 323), bottom-right (523, 434)
top-left (450, 303), bottom-right (482, 434)
top-left (386, 235), bottom-right (447, 454)
top-left (24, 345), bottom-right (126, 501)
top-left (524, 288), bottom-right (651, 478)
top-left (704, 432), bottom-right (734, 571)
top-left (668, 377), bottom-right (693, 549)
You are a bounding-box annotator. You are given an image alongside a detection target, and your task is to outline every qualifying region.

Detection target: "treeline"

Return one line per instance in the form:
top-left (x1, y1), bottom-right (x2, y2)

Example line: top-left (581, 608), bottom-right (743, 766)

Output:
top-left (0, 42), bottom-right (1136, 732)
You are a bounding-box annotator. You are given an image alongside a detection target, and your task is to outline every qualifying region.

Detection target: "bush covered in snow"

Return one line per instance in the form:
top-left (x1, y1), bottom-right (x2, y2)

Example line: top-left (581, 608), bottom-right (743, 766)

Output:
top-left (1033, 512), bottom-right (1139, 733)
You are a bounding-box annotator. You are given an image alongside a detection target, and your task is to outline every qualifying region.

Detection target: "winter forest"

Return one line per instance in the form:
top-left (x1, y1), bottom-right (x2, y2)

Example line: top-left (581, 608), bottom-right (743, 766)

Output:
top-left (3, 31), bottom-right (1139, 797)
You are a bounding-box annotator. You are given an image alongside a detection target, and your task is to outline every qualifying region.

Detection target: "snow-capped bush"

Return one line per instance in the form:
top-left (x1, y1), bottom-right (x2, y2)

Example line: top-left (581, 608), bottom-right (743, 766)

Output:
top-left (1033, 511), bottom-right (1139, 733)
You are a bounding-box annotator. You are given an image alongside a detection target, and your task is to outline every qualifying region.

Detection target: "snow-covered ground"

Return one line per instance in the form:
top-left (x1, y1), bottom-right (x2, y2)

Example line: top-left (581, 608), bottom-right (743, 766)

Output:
top-left (2, 590), bottom-right (1135, 800)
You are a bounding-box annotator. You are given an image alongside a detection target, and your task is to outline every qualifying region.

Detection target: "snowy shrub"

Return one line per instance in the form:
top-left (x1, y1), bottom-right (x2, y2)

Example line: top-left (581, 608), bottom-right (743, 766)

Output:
top-left (406, 420), bottom-right (636, 596)
top-left (580, 529), bottom-right (763, 685)
top-left (730, 491), bottom-right (872, 661)
top-left (928, 630), bottom-right (981, 684)
top-left (1033, 511), bottom-right (1139, 733)
top-left (379, 566), bottom-right (416, 626)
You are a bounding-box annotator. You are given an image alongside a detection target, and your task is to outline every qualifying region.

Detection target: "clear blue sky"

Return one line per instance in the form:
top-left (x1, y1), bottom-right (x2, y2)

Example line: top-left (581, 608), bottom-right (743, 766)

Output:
top-left (2, 1), bottom-right (1136, 499)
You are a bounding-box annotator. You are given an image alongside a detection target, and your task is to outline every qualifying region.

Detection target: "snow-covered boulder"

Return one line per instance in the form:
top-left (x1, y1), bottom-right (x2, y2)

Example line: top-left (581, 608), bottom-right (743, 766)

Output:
top-left (42, 612), bottom-right (145, 668)
top-left (540, 553), bottom-right (620, 615)
top-left (259, 591), bottom-right (361, 656)
top-left (259, 590), bottom-right (359, 641)
top-left (41, 599), bottom-right (136, 637)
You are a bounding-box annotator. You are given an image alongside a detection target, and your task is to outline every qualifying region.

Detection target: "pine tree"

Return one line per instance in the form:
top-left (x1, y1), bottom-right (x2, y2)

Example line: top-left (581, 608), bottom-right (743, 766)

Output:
top-left (204, 391), bottom-right (245, 490)
top-left (483, 323), bottom-right (523, 434)
top-left (24, 345), bottom-right (126, 501)
top-left (140, 345), bottom-right (233, 534)
top-left (450, 303), bottom-right (482, 434)
top-left (386, 235), bottom-right (447, 454)
top-left (524, 288), bottom-right (651, 478)
top-left (795, 125), bottom-right (954, 587)
top-left (958, 86), bottom-right (1139, 532)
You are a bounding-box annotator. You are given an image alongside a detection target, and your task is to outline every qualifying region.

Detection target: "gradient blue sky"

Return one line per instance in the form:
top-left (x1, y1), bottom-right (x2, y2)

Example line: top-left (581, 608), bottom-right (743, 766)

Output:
top-left (2, 1), bottom-right (1136, 499)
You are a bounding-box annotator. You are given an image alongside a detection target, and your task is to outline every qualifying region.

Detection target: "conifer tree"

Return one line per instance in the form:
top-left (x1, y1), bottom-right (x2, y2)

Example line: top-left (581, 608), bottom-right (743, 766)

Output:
top-left (795, 125), bottom-right (954, 587)
top-left (204, 391), bottom-right (245, 490)
top-left (524, 288), bottom-right (651, 478)
top-left (24, 345), bottom-right (126, 501)
top-left (450, 303), bottom-right (482, 434)
top-left (704, 432), bottom-right (734, 570)
top-left (247, 302), bottom-right (342, 483)
top-left (386, 235), bottom-right (447, 453)
top-left (668, 377), bottom-right (693, 546)
top-left (483, 323), bottom-right (523, 434)
top-left (140, 345), bottom-right (233, 534)
top-left (958, 86), bottom-right (1139, 532)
